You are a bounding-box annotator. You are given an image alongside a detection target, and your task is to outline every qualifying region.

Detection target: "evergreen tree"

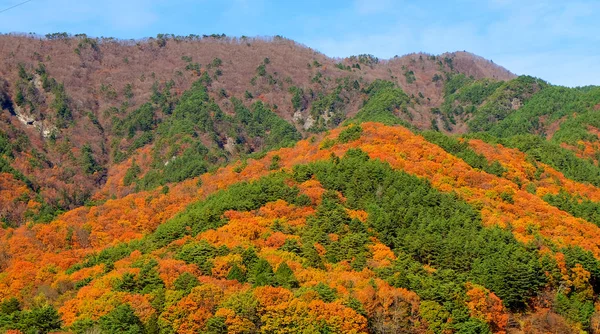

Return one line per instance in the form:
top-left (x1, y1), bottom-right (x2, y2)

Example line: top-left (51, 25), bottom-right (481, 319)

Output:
top-left (205, 316), bottom-right (228, 334)
top-left (0, 298), bottom-right (20, 315)
top-left (313, 282), bottom-right (337, 302)
top-left (99, 304), bottom-right (144, 334)
top-left (249, 258), bottom-right (276, 287)
top-left (69, 318), bottom-right (96, 334)
top-left (81, 144), bottom-right (102, 174)
top-left (275, 262), bottom-right (299, 288)
top-left (173, 272), bottom-right (199, 294)
top-left (136, 259), bottom-right (165, 293)
top-left (227, 263), bottom-right (247, 283)
top-left (20, 305), bottom-right (62, 334)
top-left (241, 247), bottom-right (259, 268)
top-left (114, 272), bottom-right (137, 292)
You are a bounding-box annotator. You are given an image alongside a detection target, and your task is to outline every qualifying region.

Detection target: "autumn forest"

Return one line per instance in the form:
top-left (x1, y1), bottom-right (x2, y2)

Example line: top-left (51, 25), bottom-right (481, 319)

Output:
top-left (1, 33), bottom-right (600, 333)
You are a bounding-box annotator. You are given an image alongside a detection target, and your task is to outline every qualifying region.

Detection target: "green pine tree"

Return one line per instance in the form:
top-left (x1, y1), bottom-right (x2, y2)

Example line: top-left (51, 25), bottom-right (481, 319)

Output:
top-left (173, 272), bottom-right (199, 294)
top-left (275, 262), bottom-right (299, 288)
top-left (249, 258), bottom-right (276, 287)
top-left (227, 263), bottom-right (247, 283)
top-left (99, 304), bottom-right (144, 334)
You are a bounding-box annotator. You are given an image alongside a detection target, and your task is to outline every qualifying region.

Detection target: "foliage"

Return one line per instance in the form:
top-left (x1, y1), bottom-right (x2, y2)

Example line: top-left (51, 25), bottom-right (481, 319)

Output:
top-left (481, 134), bottom-right (600, 187)
top-left (274, 262), bottom-right (299, 288)
top-left (0, 304), bottom-right (62, 334)
top-left (468, 76), bottom-right (548, 132)
top-left (350, 80), bottom-right (413, 127)
top-left (308, 86), bottom-right (347, 132)
top-left (113, 103), bottom-right (157, 138)
top-left (248, 258), bottom-right (276, 286)
top-left (99, 304), bottom-right (144, 334)
top-left (485, 86), bottom-right (600, 138)
top-left (438, 74), bottom-right (504, 130)
top-left (123, 160), bottom-right (142, 186)
top-left (337, 124), bottom-right (363, 143)
top-left (173, 272), bottom-right (200, 294)
top-left (80, 144), bottom-right (102, 174)
top-left (52, 83), bottom-right (73, 127)
top-left (5, 36), bottom-right (600, 333)
top-left (544, 190), bottom-right (600, 227)
top-left (176, 240), bottom-right (217, 275)
top-left (145, 173), bottom-right (303, 250)
top-left (128, 81), bottom-right (300, 191)
top-left (306, 149), bottom-right (545, 310)
top-left (114, 258), bottom-right (165, 293)
top-left (421, 131), bottom-right (506, 177)
top-left (404, 69), bottom-right (416, 84)
top-left (232, 99), bottom-right (301, 149)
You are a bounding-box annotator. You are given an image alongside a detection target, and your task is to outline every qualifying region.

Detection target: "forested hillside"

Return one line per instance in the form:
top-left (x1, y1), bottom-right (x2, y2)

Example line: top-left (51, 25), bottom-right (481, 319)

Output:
top-left (2, 33), bottom-right (600, 333)
top-left (0, 33), bottom-right (514, 226)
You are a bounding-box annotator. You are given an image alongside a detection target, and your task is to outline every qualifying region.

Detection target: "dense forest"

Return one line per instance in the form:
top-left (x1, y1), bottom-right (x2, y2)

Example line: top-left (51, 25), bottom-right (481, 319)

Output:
top-left (1, 33), bottom-right (600, 333)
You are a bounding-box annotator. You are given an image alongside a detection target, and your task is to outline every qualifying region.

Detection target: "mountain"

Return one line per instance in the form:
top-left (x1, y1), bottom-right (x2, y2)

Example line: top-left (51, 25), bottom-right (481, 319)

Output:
top-left (1, 33), bottom-right (600, 333)
top-left (0, 33), bottom-right (515, 226)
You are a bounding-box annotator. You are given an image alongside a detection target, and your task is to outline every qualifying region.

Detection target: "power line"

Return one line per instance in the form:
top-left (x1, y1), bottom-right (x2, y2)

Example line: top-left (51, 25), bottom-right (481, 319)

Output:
top-left (0, 0), bottom-right (33, 14)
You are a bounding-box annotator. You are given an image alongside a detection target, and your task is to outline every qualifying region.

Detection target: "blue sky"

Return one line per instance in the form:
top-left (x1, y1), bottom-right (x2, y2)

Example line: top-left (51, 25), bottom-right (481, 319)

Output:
top-left (0, 0), bottom-right (598, 87)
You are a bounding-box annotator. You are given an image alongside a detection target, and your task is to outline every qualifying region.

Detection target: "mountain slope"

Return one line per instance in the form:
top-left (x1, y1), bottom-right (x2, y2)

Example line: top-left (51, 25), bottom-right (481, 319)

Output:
top-left (1, 123), bottom-right (600, 333)
top-left (0, 34), bottom-right (514, 226)
top-left (3, 33), bottom-right (600, 333)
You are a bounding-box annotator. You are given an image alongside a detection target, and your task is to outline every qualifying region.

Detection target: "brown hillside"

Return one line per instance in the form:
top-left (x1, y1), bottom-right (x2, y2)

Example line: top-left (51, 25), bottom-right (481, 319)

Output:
top-left (0, 33), bottom-right (515, 225)
top-left (0, 34), bottom-right (514, 130)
